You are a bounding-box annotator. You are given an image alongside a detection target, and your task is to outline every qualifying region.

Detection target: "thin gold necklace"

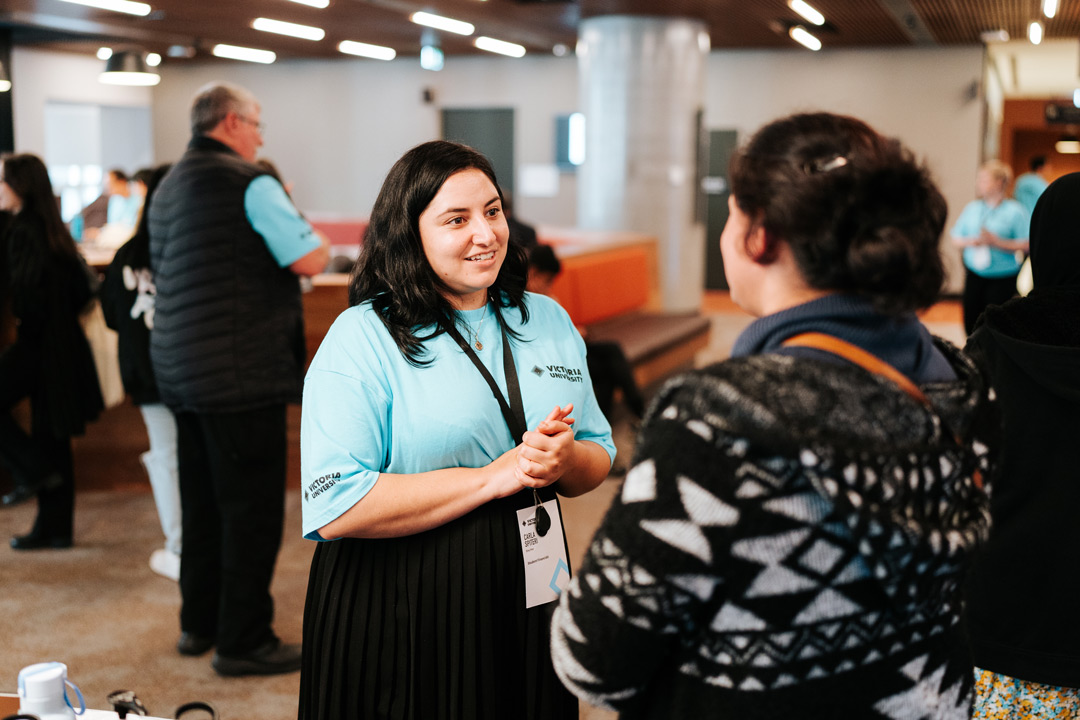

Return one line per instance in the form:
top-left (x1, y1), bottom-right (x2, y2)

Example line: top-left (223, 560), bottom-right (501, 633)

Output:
top-left (462, 305), bottom-right (487, 351)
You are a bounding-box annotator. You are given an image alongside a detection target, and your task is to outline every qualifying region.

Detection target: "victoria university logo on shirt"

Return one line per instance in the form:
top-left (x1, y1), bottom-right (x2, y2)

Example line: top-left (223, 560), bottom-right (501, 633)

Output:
top-left (532, 364), bottom-right (584, 383)
top-left (305, 472), bottom-right (341, 502)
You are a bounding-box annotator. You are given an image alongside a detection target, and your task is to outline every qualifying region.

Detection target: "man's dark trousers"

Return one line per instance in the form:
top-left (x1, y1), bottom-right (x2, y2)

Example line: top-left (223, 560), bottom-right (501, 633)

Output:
top-left (176, 404), bottom-right (287, 656)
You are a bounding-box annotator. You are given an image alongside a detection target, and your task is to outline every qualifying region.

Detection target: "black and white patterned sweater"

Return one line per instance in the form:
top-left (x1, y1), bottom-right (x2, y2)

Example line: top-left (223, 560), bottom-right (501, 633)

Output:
top-left (552, 339), bottom-right (995, 719)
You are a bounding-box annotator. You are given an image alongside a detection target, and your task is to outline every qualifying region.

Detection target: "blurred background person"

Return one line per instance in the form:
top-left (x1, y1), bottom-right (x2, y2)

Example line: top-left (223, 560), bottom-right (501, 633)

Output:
top-left (0, 153), bottom-right (103, 549)
top-left (102, 163), bottom-right (181, 581)
top-left (964, 172), bottom-right (1080, 719)
top-left (527, 244), bottom-right (645, 421)
top-left (1012, 155), bottom-right (1050, 217)
top-left (951, 160), bottom-right (1029, 335)
top-left (552, 112), bottom-right (994, 719)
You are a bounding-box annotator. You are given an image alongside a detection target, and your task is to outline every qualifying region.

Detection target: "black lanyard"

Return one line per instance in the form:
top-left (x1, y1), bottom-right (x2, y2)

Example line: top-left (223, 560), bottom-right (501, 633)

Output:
top-left (443, 312), bottom-right (527, 442)
top-left (442, 310), bottom-right (556, 515)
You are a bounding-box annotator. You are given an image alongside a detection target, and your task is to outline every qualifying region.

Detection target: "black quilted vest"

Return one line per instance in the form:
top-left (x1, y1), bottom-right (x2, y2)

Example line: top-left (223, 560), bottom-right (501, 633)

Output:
top-left (148, 136), bottom-right (305, 412)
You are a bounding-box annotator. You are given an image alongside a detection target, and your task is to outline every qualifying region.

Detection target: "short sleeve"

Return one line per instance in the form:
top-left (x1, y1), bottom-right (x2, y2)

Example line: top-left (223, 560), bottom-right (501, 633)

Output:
top-left (244, 175), bottom-right (320, 267)
top-left (300, 314), bottom-right (392, 540)
top-left (950, 201), bottom-right (980, 238)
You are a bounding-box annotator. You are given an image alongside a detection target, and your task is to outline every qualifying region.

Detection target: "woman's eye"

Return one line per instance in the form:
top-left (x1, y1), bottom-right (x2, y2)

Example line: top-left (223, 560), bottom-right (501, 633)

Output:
top-left (448, 216), bottom-right (465, 226)
top-left (487, 207), bottom-right (502, 218)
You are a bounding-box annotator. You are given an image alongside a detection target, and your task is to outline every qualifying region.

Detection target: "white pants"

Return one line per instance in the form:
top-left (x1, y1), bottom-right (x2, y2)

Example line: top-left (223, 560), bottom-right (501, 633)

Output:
top-left (139, 403), bottom-right (182, 556)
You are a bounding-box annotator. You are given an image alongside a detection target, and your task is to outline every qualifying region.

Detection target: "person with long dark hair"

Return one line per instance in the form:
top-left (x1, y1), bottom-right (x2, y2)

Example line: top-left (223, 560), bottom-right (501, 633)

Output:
top-left (101, 164), bottom-right (181, 580)
top-left (299, 140), bottom-right (615, 719)
top-left (0, 153), bottom-right (103, 548)
top-left (551, 113), bottom-right (995, 718)
top-left (964, 172), bottom-right (1080, 718)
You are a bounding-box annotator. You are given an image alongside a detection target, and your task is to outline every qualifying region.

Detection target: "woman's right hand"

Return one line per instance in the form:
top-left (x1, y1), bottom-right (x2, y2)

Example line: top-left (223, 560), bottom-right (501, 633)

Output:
top-left (485, 445), bottom-right (528, 499)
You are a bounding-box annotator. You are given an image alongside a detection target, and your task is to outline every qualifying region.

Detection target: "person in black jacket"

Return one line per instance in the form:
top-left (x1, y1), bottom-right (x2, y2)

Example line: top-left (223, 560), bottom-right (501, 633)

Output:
top-left (101, 164), bottom-right (181, 581)
top-left (149, 82), bottom-right (328, 677)
top-left (963, 172), bottom-right (1080, 718)
top-left (0, 153), bottom-right (103, 549)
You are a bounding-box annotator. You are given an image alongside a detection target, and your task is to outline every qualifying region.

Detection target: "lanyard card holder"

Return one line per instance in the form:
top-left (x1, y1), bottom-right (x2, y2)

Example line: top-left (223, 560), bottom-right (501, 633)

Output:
top-left (444, 313), bottom-right (572, 607)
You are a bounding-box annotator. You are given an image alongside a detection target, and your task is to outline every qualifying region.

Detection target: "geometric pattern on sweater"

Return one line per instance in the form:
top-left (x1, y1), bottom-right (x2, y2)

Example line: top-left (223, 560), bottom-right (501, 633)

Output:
top-left (552, 341), bottom-right (994, 719)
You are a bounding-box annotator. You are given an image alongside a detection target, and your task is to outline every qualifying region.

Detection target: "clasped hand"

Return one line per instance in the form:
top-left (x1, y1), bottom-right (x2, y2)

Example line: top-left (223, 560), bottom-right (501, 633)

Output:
top-left (515, 403), bottom-right (576, 487)
top-left (486, 404), bottom-right (577, 498)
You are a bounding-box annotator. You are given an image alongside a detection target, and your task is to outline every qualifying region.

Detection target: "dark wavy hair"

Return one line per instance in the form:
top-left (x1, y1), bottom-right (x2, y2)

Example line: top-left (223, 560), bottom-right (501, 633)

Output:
top-left (1, 153), bottom-right (80, 264)
top-left (349, 140), bottom-right (529, 365)
top-left (729, 113), bottom-right (947, 315)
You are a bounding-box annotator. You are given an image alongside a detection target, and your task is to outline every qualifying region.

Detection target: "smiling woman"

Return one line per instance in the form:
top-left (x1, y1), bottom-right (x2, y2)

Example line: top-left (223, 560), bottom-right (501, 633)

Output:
top-left (297, 140), bottom-right (616, 719)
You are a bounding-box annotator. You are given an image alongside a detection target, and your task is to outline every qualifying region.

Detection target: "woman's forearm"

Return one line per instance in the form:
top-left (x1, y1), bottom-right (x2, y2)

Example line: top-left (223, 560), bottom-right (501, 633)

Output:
top-left (319, 450), bottom-right (522, 540)
top-left (555, 440), bottom-right (613, 498)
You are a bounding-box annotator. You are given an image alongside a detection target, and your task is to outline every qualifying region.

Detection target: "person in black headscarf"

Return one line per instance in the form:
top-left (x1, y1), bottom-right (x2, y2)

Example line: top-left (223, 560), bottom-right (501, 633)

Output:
top-left (963, 172), bottom-right (1080, 717)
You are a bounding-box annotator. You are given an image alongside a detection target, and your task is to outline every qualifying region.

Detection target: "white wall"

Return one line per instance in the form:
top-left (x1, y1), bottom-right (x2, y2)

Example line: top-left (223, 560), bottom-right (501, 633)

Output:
top-left (11, 48), bottom-right (154, 156)
top-left (151, 55), bottom-right (581, 226)
top-left (10, 44), bottom-right (984, 292)
top-left (704, 46), bottom-right (986, 292)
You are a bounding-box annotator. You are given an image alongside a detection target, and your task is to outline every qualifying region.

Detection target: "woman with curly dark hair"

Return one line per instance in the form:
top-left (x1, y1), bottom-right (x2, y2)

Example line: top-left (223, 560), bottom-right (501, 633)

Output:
top-left (299, 140), bottom-right (615, 719)
top-left (0, 153), bottom-right (103, 548)
top-left (552, 113), bottom-right (995, 719)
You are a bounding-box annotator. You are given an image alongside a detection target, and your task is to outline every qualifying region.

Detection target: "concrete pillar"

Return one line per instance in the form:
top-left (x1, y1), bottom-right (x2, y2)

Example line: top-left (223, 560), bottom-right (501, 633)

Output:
top-left (577, 15), bottom-right (709, 312)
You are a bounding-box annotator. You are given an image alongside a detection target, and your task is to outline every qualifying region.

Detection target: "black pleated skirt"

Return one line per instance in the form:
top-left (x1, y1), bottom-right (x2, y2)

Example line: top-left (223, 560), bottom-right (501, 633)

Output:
top-left (299, 490), bottom-right (578, 720)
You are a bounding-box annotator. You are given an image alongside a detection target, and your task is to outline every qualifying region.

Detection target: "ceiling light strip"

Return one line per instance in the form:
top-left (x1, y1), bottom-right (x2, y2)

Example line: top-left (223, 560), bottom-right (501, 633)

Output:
top-left (1043, 0), bottom-right (1058, 19)
top-left (252, 17), bottom-right (325, 41)
top-left (789, 26), bottom-right (822, 51)
top-left (286, 0), bottom-right (329, 7)
top-left (410, 12), bottom-right (474, 36)
top-left (474, 36), bottom-right (525, 57)
top-left (1028, 21), bottom-right (1043, 45)
top-left (56, 0), bottom-right (151, 17)
top-left (212, 44), bottom-right (277, 64)
top-left (338, 40), bottom-right (396, 61)
top-left (788, 0), bottom-right (825, 26)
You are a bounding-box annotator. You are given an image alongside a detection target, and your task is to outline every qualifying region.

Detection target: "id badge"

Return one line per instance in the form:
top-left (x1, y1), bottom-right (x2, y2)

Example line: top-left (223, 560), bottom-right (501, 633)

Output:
top-left (516, 499), bottom-right (571, 609)
top-left (969, 245), bottom-right (991, 271)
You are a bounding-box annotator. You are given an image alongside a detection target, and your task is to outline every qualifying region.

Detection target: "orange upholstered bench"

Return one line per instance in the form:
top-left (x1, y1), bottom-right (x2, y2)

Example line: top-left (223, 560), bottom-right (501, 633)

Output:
top-left (541, 238), bottom-right (711, 390)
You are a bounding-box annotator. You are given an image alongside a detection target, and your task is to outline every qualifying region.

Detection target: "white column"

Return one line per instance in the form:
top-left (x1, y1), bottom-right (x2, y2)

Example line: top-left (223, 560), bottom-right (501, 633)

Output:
top-left (577, 15), bottom-right (709, 312)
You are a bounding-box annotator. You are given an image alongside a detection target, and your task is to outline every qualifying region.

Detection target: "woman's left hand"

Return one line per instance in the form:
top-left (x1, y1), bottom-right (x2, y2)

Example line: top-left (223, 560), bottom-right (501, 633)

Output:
top-left (516, 404), bottom-right (576, 487)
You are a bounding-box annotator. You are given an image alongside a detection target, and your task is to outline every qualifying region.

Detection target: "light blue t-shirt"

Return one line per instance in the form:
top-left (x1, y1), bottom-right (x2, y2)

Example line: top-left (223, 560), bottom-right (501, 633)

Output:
top-left (107, 193), bottom-right (141, 229)
top-left (244, 174), bottom-right (319, 267)
top-left (300, 293), bottom-right (616, 540)
top-left (1013, 172), bottom-right (1049, 217)
top-left (951, 198), bottom-right (1029, 278)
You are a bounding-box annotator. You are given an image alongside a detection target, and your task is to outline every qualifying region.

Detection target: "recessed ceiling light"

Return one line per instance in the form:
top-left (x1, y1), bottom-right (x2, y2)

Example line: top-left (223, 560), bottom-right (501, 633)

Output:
top-left (212, 44), bottom-right (276, 64)
top-left (252, 18), bottom-right (325, 41)
top-left (979, 29), bottom-right (1010, 43)
top-left (338, 40), bottom-right (396, 61)
top-left (145, 52), bottom-right (161, 67)
top-left (1055, 137), bottom-right (1080, 153)
top-left (97, 47), bottom-right (113, 60)
top-left (788, 0), bottom-right (825, 26)
top-left (789, 26), bottom-right (822, 51)
top-left (474, 36), bottom-right (525, 58)
top-left (552, 43), bottom-right (569, 57)
top-left (1043, 0), bottom-right (1058, 19)
top-left (410, 12), bottom-right (474, 36)
top-left (286, 0), bottom-right (329, 7)
top-left (1028, 20), bottom-right (1043, 45)
top-left (56, 0), bottom-right (150, 16)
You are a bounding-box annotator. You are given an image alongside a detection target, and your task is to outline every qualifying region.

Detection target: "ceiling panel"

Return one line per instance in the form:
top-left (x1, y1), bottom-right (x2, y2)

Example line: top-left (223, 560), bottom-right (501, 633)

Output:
top-left (0, 0), bottom-right (1077, 64)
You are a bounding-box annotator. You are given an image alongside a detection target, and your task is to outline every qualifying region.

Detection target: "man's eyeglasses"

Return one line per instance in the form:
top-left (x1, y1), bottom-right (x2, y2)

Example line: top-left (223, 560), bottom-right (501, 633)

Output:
top-left (237, 115), bottom-right (265, 133)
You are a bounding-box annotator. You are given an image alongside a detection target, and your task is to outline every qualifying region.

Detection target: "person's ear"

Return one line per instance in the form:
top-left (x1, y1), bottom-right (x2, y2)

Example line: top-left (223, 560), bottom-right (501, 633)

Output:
top-left (744, 223), bottom-right (778, 264)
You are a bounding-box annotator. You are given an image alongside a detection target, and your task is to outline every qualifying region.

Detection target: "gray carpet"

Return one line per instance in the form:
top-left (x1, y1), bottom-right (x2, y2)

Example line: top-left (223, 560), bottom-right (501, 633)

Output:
top-left (0, 469), bottom-right (626, 720)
